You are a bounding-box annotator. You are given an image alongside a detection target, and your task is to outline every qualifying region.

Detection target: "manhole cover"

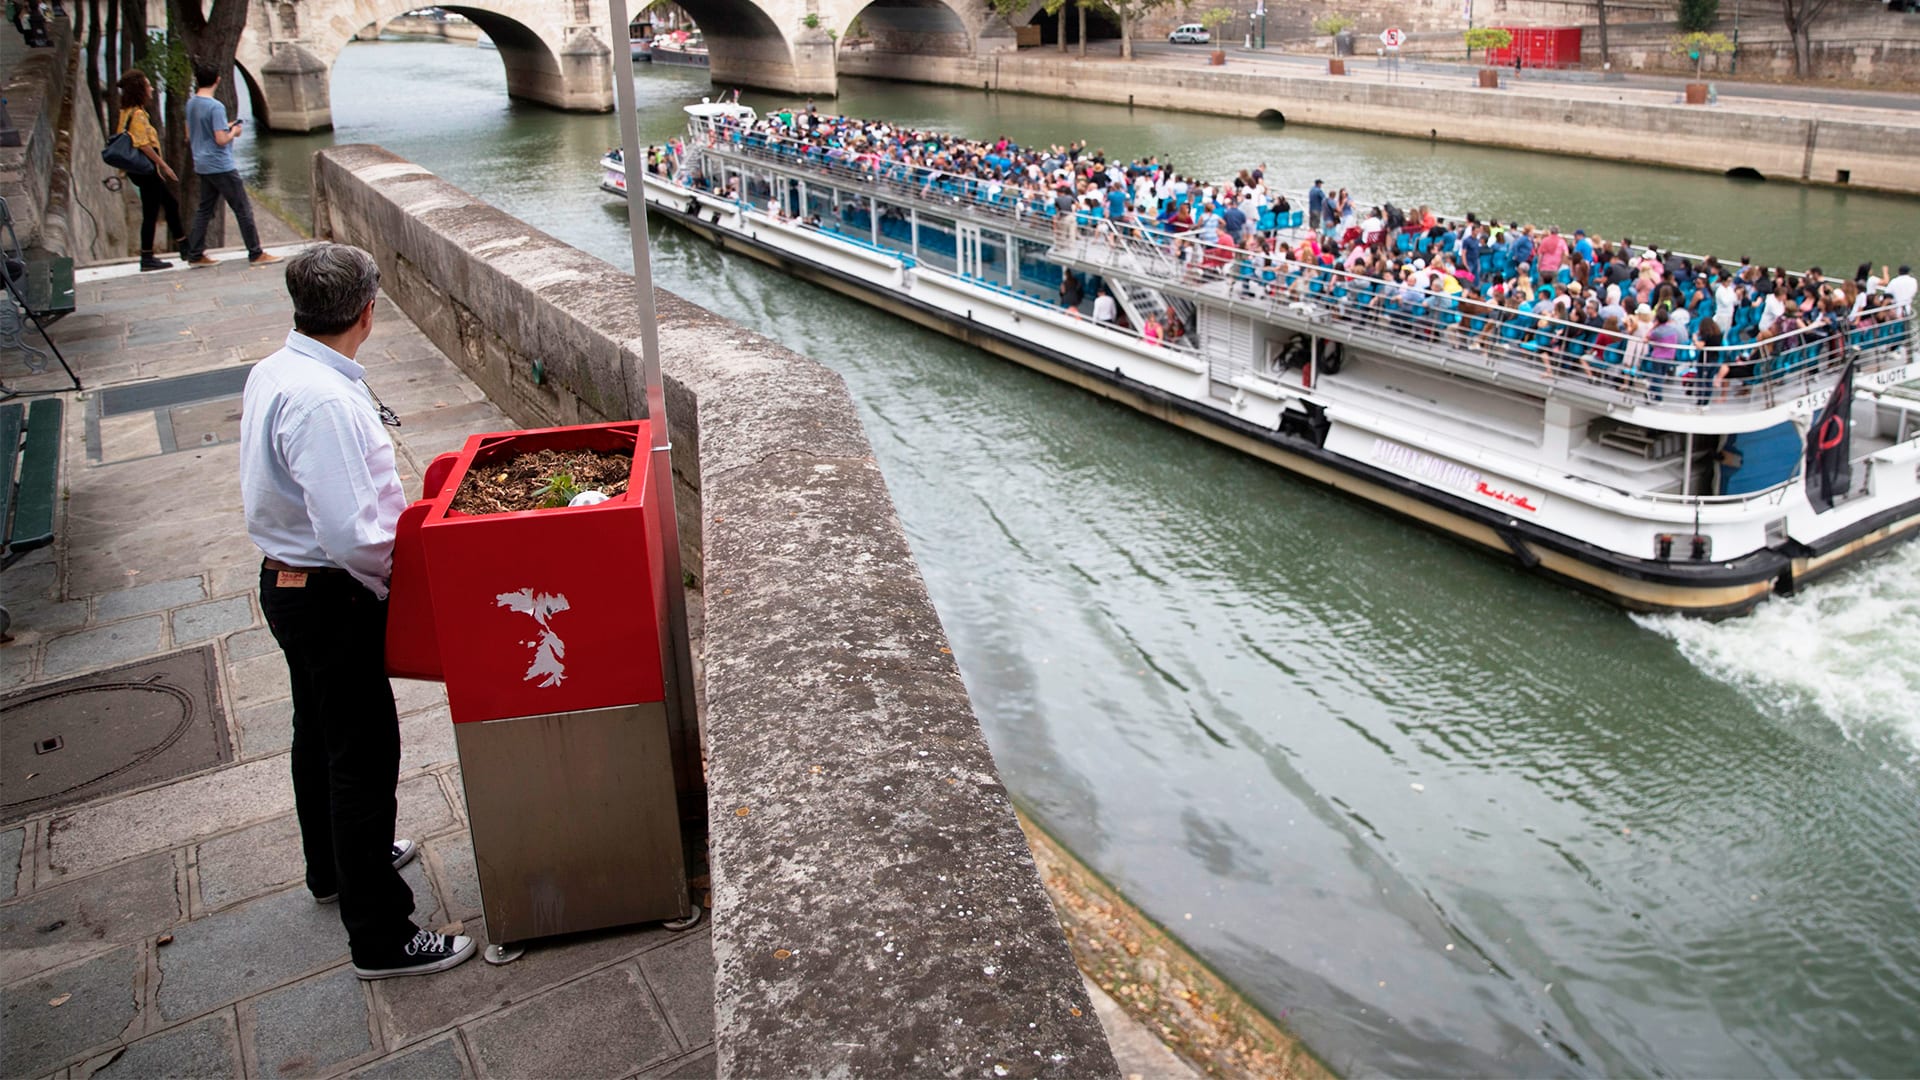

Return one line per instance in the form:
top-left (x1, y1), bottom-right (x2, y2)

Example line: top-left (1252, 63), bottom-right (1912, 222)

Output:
top-left (0, 647), bottom-right (232, 823)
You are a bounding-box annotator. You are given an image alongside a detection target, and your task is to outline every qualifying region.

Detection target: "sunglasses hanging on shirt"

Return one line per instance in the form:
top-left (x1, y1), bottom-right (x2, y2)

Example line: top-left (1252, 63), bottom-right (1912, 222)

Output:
top-left (363, 381), bottom-right (402, 428)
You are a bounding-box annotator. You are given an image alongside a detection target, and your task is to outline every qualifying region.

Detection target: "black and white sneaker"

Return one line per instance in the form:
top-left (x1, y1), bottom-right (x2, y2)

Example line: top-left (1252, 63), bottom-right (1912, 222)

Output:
top-left (352, 930), bottom-right (476, 980)
top-left (314, 840), bottom-right (419, 904)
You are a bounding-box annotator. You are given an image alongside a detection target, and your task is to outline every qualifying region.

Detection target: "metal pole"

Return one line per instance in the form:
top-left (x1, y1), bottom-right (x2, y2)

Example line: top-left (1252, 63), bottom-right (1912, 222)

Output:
top-left (605, 0), bottom-right (702, 828)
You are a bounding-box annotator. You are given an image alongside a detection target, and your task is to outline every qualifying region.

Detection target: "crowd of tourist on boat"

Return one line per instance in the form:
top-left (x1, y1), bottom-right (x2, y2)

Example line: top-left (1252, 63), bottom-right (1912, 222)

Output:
top-left (633, 102), bottom-right (1916, 403)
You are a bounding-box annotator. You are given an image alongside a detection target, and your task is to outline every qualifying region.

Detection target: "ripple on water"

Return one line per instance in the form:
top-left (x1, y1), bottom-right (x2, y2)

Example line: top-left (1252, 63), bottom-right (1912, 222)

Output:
top-left (1635, 540), bottom-right (1920, 756)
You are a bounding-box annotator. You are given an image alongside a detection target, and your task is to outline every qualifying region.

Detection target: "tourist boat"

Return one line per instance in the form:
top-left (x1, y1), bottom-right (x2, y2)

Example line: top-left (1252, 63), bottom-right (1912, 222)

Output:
top-left (599, 102), bottom-right (1920, 617)
top-left (648, 33), bottom-right (708, 68)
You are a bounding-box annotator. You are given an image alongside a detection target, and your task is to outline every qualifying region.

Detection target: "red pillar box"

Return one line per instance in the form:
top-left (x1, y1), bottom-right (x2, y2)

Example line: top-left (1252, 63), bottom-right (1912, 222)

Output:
top-left (384, 421), bottom-right (690, 954)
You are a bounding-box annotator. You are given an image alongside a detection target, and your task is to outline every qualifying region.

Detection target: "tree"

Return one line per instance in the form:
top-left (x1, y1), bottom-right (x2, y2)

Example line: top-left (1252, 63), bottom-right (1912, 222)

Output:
top-left (163, 0), bottom-right (250, 249)
top-left (1780, 0), bottom-right (1836, 76)
top-left (1677, 0), bottom-right (1719, 33)
top-left (1670, 29), bottom-right (1734, 76)
top-left (1463, 26), bottom-right (1512, 63)
top-left (1311, 13), bottom-right (1353, 55)
top-left (1102, 0), bottom-right (1178, 61)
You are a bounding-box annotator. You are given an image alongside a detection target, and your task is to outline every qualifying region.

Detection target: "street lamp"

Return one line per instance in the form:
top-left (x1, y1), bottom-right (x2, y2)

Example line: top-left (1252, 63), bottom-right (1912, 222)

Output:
top-left (602, 0), bottom-right (697, 740)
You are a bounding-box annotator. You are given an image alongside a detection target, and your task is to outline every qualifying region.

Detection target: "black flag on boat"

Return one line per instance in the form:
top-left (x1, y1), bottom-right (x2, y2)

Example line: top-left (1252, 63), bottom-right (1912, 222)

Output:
top-left (1804, 357), bottom-right (1856, 514)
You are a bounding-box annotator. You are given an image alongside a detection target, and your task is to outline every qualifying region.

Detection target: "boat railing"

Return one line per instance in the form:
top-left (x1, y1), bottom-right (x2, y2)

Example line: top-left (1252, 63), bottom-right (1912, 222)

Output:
top-left (1050, 229), bottom-right (1916, 418)
top-left (699, 123), bottom-right (1767, 282)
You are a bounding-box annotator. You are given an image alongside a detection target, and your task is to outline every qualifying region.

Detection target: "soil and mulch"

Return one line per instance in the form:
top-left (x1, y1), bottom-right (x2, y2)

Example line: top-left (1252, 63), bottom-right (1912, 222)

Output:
top-left (1019, 811), bottom-right (1333, 1080)
top-left (449, 449), bottom-right (633, 515)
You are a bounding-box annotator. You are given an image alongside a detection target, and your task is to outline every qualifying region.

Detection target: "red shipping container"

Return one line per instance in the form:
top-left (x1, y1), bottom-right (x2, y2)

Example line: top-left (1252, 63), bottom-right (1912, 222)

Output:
top-left (1486, 26), bottom-right (1582, 69)
top-left (386, 421), bottom-right (668, 724)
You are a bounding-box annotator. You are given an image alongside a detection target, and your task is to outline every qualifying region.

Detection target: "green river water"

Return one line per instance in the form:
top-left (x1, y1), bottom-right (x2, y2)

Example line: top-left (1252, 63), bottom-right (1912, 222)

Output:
top-left (237, 43), bottom-right (1920, 1077)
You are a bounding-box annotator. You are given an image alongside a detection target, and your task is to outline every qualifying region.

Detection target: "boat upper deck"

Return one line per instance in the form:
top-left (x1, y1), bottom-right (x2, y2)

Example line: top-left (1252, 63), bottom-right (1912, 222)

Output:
top-left (668, 116), bottom-right (1917, 427)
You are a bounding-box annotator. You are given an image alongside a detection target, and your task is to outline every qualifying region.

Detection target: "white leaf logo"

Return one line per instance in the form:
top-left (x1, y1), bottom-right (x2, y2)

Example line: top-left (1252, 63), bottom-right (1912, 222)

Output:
top-left (496, 588), bottom-right (571, 688)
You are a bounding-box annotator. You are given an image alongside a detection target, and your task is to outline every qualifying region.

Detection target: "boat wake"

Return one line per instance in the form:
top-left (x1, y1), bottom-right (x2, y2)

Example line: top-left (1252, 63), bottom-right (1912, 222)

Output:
top-left (1636, 540), bottom-right (1920, 752)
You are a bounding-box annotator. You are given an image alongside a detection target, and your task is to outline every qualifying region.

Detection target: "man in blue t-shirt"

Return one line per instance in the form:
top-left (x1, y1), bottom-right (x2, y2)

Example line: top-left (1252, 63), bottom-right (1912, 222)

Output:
top-left (183, 61), bottom-right (278, 267)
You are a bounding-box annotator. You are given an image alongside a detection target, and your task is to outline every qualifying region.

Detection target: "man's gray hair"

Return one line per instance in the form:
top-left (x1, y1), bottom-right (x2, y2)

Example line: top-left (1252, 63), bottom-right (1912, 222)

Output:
top-left (286, 243), bottom-right (381, 337)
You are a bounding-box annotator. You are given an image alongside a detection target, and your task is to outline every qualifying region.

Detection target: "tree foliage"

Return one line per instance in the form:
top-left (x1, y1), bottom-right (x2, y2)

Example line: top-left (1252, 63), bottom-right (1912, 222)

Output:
top-left (1311, 13), bottom-right (1355, 36)
top-left (1677, 0), bottom-right (1719, 33)
top-left (1463, 26), bottom-right (1513, 52)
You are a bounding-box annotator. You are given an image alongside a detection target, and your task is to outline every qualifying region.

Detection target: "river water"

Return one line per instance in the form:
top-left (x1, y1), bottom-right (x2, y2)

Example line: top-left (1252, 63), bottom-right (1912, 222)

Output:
top-left (238, 42), bottom-right (1920, 1077)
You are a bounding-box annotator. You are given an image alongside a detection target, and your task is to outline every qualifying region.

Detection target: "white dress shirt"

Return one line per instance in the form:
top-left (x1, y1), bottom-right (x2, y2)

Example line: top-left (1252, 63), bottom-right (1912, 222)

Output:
top-left (240, 331), bottom-right (406, 599)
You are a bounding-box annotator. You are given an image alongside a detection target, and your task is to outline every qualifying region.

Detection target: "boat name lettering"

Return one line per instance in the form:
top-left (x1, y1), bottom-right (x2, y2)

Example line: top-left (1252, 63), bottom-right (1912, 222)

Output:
top-left (1371, 439), bottom-right (1481, 493)
top-left (1372, 439), bottom-right (1538, 512)
top-left (1473, 480), bottom-right (1539, 513)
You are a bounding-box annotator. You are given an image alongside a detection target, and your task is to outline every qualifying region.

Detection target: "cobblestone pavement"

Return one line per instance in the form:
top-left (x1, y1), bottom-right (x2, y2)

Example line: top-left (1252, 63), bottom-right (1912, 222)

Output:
top-left (2, 254), bottom-right (718, 1080)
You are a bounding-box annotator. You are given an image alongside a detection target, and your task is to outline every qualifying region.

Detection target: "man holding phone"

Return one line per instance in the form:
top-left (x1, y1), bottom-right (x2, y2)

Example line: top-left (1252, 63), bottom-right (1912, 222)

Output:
top-left (183, 60), bottom-right (279, 267)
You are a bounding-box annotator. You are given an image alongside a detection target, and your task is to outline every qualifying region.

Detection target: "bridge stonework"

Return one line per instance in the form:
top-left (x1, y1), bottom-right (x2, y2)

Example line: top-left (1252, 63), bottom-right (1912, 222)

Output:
top-left (239, 0), bottom-right (1014, 131)
top-left (239, 0), bottom-right (615, 131)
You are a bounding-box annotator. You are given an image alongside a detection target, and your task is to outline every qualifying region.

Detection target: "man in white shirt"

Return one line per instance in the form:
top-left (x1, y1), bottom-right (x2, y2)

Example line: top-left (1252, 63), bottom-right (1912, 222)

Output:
top-left (240, 244), bottom-right (475, 981)
top-left (1886, 264), bottom-right (1916, 315)
top-left (1092, 288), bottom-right (1118, 324)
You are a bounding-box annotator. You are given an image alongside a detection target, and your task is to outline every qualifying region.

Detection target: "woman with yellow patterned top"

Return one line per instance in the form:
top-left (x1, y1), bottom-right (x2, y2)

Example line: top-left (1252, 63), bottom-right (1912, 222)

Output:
top-left (115, 70), bottom-right (185, 272)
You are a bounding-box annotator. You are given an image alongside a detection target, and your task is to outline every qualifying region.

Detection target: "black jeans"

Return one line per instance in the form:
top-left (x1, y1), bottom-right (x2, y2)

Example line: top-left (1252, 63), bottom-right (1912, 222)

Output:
top-left (128, 171), bottom-right (184, 254)
top-left (259, 564), bottom-right (417, 963)
top-left (185, 169), bottom-right (262, 259)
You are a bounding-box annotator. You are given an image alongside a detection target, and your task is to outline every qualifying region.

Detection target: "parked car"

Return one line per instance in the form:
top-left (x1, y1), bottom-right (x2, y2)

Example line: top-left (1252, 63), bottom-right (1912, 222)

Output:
top-left (1168, 23), bottom-right (1212, 44)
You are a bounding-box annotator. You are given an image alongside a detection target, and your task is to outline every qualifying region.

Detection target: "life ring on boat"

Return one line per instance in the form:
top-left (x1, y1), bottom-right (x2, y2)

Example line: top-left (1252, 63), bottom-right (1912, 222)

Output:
top-left (1318, 340), bottom-right (1345, 376)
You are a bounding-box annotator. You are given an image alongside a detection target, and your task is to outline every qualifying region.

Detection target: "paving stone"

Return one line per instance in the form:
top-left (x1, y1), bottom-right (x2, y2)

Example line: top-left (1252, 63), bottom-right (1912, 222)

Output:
top-left (348, 1034), bottom-right (467, 1080)
top-left (0, 852), bottom-right (183, 984)
top-left (247, 968), bottom-right (372, 1080)
top-left (224, 626), bottom-right (278, 662)
top-left (41, 617), bottom-right (166, 678)
top-left (463, 962), bottom-right (680, 1079)
top-left (81, 1010), bottom-right (241, 1080)
top-left (391, 679), bottom-right (448, 718)
top-left (654, 1050), bottom-right (716, 1078)
top-left (1, 827), bottom-right (22, 901)
top-left (170, 597), bottom-right (256, 646)
top-left (7, 596), bottom-right (89, 637)
top-left (197, 778), bottom-right (450, 913)
top-left (0, 946), bottom-right (141, 1078)
top-left (234, 698), bottom-right (293, 759)
top-left (426, 836), bottom-right (482, 924)
top-left (196, 814), bottom-right (304, 911)
top-left (48, 756), bottom-right (293, 880)
top-left (228, 652), bottom-right (290, 709)
top-left (154, 885), bottom-right (345, 1022)
top-left (638, 931), bottom-right (714, 1050)
top-left (93, 578), bottom-right (206, 621)
top-left (374, 919), bottom-right (669, 1046)
top-left (397, 775), bottom-right (457, 841)
top-left (2, 560), bottom-right (57, 602)
top-left (398, 706), bottom-right (457, 774)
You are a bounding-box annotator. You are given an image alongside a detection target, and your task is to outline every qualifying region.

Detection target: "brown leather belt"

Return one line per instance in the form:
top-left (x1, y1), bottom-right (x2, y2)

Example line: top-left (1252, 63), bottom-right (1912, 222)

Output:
top-left (262, 557), bottom-right (349, 575)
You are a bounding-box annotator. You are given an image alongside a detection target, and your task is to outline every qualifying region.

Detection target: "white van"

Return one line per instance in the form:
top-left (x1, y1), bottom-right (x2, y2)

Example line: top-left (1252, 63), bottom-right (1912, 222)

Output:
top-left (1168, 23), bottom-right (1211, 44)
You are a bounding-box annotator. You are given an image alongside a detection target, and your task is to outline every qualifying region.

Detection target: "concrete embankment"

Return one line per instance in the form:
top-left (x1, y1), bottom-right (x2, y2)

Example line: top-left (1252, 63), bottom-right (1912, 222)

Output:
top-left (838, 50), bottom-right (1920, 196)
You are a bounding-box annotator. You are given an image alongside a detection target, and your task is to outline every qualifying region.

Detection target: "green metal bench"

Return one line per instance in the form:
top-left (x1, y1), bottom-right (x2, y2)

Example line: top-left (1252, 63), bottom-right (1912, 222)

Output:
top-left (1, 397), bottom-right (62, 637)
top-left (0, 194), bottom-right (81, 393)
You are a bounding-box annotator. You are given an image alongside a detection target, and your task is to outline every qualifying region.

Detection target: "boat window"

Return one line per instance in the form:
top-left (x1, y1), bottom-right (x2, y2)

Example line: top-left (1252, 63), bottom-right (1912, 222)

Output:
top-left (872, 198), bottom-right (914, 259)
top-left (916, 212), bottom-right (959, 274)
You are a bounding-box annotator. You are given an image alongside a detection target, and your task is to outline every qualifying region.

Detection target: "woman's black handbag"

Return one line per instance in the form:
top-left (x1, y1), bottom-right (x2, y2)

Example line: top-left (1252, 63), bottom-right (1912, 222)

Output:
top-left (102, 113), bottom-right (156, 175)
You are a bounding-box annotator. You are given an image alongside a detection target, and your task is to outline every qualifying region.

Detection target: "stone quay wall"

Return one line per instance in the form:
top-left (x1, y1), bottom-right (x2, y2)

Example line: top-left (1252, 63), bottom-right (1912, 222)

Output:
top-left (0, 21), bottom-right (126, 263)
top-left (309, 144), bottom-right (1118, 1079)
top-left (838, 50), bottom-right (1920, 194)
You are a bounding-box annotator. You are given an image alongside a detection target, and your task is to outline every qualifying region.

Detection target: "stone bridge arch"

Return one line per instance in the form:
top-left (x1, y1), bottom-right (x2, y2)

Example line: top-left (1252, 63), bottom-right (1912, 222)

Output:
top-left (239, 0), bottom-right (614, 131)
top-left (238, 0), bottom-right (1018, 130)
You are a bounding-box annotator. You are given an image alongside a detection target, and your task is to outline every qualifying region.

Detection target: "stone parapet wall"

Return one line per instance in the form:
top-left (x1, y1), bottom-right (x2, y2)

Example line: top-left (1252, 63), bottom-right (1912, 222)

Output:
top-left (839, 50), bottom-right (1920, 193)
top-left (0, 21), bottom-right (129, 264)
top-left (309, 144), bottom-right (1118, 1079)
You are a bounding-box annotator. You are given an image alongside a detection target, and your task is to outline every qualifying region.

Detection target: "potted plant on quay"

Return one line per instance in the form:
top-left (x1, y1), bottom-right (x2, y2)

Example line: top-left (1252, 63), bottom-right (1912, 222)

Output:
top-left (1315, 13), bottom-right (1356, 74)
top-left (1670, 30), bottom-right (1735, 103)
top-left (1198, 6), bottom-right (1234, 64)
top-left (1464, 26), bottom-right (1513, 87)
